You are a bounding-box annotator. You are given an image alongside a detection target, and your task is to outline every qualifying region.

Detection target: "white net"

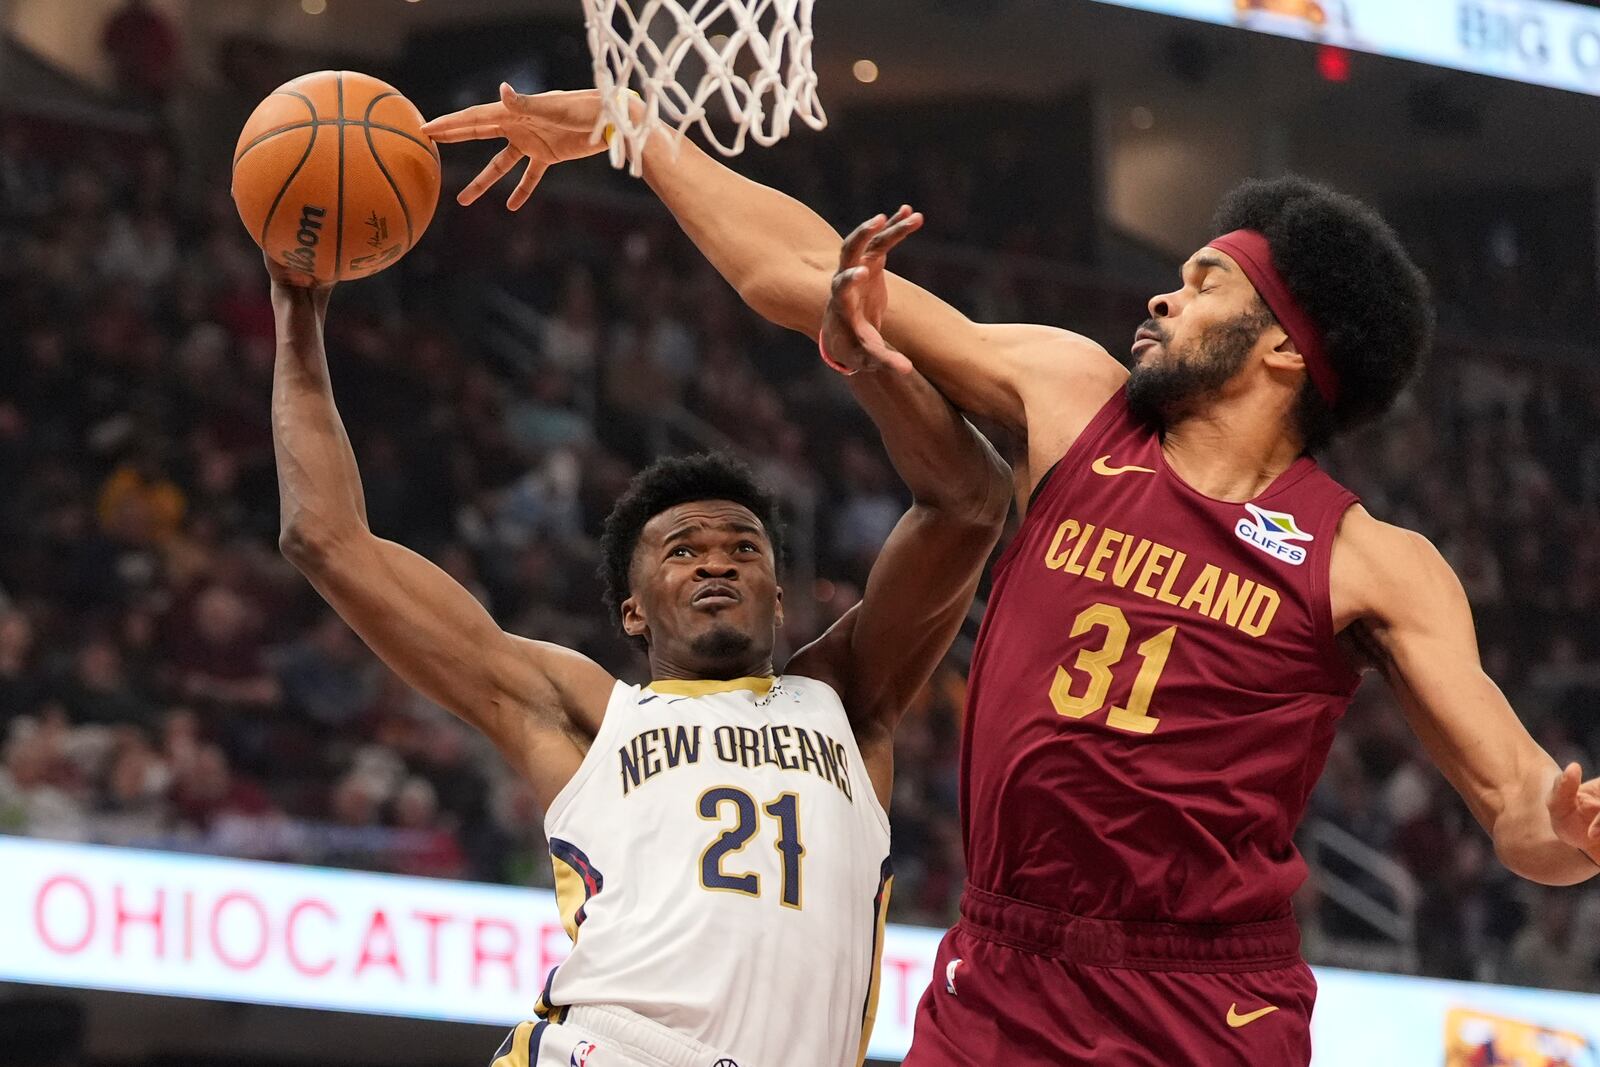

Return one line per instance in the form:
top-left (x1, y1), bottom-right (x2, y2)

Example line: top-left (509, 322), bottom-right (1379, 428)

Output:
top-left (582, 0), bottom-right (826, 175)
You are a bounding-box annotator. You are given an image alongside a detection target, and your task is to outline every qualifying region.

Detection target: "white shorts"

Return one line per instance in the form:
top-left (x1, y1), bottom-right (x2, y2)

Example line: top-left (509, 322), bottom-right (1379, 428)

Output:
top-left (488, 1005), bottom-right (741, 1067)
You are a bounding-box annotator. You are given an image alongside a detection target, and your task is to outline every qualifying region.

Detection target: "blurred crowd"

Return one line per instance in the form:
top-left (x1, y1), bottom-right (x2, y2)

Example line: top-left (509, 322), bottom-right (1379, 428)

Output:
top-left (0, 13), bottom-right (1597, 1000)
top-left (1312, 355), bottom-right (1600, 990)
top-left (0, 102), bottom-right (976, 917)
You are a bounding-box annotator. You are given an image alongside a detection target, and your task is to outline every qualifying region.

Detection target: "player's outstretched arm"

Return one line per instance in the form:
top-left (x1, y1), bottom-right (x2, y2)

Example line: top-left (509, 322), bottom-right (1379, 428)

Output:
top-left (789, 211), bottom-right (1011, 803)
top-left (1335, 510), bottom-right (1600, 885)
top-left (421, 88), bottom-right (1126, 452)
top-left (268, 259), bottom-right (613, 809)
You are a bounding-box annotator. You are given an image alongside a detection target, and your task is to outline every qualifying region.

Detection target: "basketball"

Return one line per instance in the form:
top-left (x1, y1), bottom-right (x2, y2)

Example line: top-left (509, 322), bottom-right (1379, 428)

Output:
top-left (231, 70), bottom-right (440, 284)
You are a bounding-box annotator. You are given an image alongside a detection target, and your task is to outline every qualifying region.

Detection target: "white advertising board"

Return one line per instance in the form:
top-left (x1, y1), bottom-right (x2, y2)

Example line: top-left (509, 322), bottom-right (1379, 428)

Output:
top-left (1, 837), bottom-right (1596, 1063)
top-left (0, 837), bottom-right (937, 1061)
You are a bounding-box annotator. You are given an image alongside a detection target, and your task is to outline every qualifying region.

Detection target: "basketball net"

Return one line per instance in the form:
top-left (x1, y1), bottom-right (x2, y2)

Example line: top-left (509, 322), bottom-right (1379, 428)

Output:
top-left (582, 0), bottom-right (826, 175)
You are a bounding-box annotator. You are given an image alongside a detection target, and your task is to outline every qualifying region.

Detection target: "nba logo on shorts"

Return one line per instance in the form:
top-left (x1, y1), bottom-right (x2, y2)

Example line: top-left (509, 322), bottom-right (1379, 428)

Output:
top-left (570, 1042), bottom-right (597, 1067)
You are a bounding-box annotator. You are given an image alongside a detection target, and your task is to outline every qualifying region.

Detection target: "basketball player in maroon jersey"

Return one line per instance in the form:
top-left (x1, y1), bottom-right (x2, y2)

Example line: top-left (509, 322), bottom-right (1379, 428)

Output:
top-left (426, 89), bottom-right (1600, 1064)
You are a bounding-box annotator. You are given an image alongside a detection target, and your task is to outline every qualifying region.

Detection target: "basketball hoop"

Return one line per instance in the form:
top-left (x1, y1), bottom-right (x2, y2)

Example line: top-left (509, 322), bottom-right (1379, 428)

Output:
top-left (581, 0), bottom-right (827, 175)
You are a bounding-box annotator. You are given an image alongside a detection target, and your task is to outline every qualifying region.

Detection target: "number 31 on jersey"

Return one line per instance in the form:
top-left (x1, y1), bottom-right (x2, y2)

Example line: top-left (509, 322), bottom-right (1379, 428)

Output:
top-left (1051, 602), bottom-right (1177, 735)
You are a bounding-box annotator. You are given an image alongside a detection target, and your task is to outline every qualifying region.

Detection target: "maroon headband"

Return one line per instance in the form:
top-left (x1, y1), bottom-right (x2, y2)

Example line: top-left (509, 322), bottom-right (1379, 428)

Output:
top-left (1208, 229), bottom-right (1340, 407)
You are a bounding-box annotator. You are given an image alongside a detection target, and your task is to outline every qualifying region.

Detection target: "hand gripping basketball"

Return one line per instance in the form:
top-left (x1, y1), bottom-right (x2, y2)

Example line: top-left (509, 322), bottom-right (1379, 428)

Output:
top-left (819, 206), bottom-right (924, 376)
top-left (1548, 762), bottom-right (1600, 867)
top-left (422, 85), bottom-right (613, 211)
top-left (262, 249), bottom-right (332, 294)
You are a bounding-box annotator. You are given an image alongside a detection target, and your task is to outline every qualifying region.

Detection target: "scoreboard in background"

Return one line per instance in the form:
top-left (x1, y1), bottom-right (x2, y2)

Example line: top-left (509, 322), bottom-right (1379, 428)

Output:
top-left (0, 837), bottom-right (1596, 1065)
top-left (1090, 0), bottom-right (1600, 98)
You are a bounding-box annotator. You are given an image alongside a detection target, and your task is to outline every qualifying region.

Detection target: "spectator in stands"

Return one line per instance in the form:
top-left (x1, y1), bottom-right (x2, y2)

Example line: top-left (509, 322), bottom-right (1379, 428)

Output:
top-left (830, 438), bottom-right (903, 581)
top-left (0, 714), bottom-right (87, 840)
top-left (162, 584), bottom-right (280, 712)
top-left (93, 731), bottom-right (169, 845)
top-left (389, 776), bottom-right (467, 879)
top-left (0, 610), bottom-right (40, 715)
top-left (271, 612), bottom-right (381, 734)
top-left (101, 0), bottom-right (181, 106)
top-left (1503, 888), bottom-right (1597, 991)
top-left (168, 741), bottom-right (270, 833)
top-left (53, 637), bottom-right (157, 729)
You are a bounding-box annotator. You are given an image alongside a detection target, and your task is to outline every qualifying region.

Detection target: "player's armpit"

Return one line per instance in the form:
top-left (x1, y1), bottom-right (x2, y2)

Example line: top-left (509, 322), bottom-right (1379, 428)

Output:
top-left (282, 528), bottom-right (615, 808)
top-left (1334, 512), bottom-right (1599, 886)
top-left (788, 503), bottom-right (1001, 807)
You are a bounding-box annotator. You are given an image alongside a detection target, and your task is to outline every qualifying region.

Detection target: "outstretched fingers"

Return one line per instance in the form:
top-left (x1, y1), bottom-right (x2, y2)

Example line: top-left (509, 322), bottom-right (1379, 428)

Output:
top-left (1551, 762), bottom-right (1583, 817)
top-left (840, 205), bottom-right (924, 271)
top-left (421, 104), bottom-right (509, 142)
top-left (506, 158), bottom-right (549, 211)
top-left (839, 214), bottom-right (888, 270)
top-left (458, 145), bottom-right (525, 206)
top-left (863, 205), bottom-right (923, 262)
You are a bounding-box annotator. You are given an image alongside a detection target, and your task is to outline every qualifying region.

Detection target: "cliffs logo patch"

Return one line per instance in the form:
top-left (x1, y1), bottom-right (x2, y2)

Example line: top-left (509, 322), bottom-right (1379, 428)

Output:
top-left (1236, 503), bottom-right (1312, 566)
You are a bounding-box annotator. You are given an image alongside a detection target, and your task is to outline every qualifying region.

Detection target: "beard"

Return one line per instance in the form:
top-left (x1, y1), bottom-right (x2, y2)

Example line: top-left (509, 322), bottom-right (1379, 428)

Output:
top-left (689, 624), bottom-right (755, 666)
top-left (1126, 309), bottom-right (1272, 429)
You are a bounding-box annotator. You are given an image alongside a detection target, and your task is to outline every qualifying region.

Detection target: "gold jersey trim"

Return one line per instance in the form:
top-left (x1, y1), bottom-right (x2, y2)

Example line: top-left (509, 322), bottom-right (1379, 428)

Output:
top-left (646, 676), bottom-right (776, 698)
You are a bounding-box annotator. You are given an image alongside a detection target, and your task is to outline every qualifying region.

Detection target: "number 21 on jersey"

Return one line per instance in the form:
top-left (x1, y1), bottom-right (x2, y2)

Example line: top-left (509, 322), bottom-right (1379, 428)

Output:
top-left (1050, 602), bottom-right (1177, 735)
top-left (697, 787), bottom-right (806, 908)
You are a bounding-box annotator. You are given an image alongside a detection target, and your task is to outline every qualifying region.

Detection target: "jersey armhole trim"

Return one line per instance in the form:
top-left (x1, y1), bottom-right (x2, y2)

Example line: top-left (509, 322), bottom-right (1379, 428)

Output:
top-left (996, 386), bottom-right (1133, 577)
top-left (1026, 385), bottom-right (1132, 518)
top-left (1312, 493), bottom-right (1363, 693)
top-left (544, 680), bottom-right (636, 831)
top-left (791, 674), bottom-right (893, 842)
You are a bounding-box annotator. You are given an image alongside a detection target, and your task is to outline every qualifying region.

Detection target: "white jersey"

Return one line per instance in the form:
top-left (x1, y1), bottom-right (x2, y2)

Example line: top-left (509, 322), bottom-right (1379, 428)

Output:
top-left (538, 675), bottom-right (893, 1067)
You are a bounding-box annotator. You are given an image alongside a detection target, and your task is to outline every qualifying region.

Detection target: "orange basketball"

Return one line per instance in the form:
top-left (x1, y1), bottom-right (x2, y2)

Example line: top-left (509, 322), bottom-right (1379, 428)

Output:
top-left (232, 71), bottom-right (440, 285)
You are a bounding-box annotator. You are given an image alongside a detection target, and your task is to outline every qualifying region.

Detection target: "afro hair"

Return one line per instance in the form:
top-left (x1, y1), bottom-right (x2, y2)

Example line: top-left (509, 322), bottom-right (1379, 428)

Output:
top-left (598, 452), bottom-right (785, 647)
top-left (1213, 176), bottom-right (1435, 450)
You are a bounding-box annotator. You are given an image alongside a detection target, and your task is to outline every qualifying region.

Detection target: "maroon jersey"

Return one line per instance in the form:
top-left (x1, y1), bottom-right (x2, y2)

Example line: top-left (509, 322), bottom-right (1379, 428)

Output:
top-left (962, 387), bottom-right (1361, 925)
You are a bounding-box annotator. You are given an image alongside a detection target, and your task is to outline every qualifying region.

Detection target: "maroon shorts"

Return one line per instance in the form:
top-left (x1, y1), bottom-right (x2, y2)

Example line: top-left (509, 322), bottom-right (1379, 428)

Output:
top-left (901, 886), bottom-right (1318, 1067)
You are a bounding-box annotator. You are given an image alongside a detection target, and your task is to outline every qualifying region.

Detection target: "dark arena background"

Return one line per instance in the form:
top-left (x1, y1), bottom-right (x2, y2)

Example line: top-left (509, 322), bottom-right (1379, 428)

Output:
top-left (2, 1), bottom-right (1600, 1064)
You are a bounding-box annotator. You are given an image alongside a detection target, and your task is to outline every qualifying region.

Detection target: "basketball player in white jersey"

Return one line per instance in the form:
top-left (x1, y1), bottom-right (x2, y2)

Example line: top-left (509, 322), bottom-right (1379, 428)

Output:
top-left (266, 210), bottom-right (1008, 1067)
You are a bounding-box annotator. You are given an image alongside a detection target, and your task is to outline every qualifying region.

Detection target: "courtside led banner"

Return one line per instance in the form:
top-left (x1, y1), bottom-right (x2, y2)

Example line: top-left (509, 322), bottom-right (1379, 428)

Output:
top-left (0, 837), bottom-right (939, 1061)
top-left (0, 837), bottom-right (1596, 1063)
top-left (1090, 0), bottom-right (1600, 98)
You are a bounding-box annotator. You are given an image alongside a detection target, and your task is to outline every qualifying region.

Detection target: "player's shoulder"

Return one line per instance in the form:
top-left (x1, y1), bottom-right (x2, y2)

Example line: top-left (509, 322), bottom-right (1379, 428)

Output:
top-left (1331, 506), bottom-right (1461, 625)
top-left (1333, 506), bottom-right (1446, 569)
top-left (998, 324), bottom-right (1127, 393)
top-left (999, 326), bottom-right (1128, 472)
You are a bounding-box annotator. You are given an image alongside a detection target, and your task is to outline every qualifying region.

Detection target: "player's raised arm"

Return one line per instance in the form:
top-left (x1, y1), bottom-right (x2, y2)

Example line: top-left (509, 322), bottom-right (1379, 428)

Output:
top-left (788, 210), bottom-right (1011, 802)
top-left (421, 87), bottom-right (1125, 448)
top-left (268, 258), bottom-right (613, 809)
top-left (1336, 510), bottom-right (1600, 885)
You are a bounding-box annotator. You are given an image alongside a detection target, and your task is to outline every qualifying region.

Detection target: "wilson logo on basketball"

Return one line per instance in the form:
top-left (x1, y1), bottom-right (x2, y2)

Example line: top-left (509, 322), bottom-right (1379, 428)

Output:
top-left (282, 203), bottom-right (326, 272)
top-left (1235, 503), bottom-right (1313, 566)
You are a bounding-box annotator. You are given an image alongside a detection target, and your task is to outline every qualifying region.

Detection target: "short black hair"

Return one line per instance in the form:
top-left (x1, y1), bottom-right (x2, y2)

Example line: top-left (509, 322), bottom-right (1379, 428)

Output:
top-left (1213, 176), bottom-right (1435, 450)
top-left (598, 452), bottom-right (785, 645)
